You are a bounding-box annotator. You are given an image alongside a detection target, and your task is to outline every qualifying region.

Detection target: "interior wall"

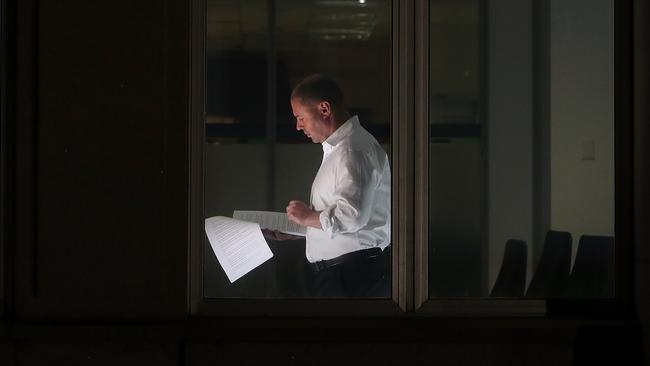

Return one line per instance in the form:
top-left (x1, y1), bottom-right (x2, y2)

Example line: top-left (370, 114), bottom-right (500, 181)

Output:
top-left (204, 144), bottom-right (271, 218)
top-left (549, 0), bottom-right (615, 263)
top-left (487, 0), bottom-right (535, 290)
top-left (429, 141), bottom-right (482, 296)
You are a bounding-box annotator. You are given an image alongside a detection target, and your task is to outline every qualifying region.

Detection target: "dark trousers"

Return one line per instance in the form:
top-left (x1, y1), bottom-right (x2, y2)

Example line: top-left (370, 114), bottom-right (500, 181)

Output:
top-left (209, 239), bottom-right (390, 298)
top-left (265, 239), bottom-right (312, 297)
top-left (267, 240), bottom-right (391, 298)
top-left (310, 247), bottom-right (391, 298)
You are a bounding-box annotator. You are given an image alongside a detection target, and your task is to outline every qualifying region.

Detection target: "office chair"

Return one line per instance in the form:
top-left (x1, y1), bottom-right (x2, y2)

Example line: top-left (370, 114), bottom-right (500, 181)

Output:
top-left (563, 235), bottom-right (615, 298)
top-left (490, 239), bottom-right (528, 297)
top-left (525, 230), bottom-right (572, 298)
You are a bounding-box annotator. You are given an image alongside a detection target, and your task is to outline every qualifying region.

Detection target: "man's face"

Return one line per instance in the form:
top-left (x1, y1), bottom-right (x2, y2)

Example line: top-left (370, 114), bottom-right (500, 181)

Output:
top-left (291, 98), bottom-right (329, 143)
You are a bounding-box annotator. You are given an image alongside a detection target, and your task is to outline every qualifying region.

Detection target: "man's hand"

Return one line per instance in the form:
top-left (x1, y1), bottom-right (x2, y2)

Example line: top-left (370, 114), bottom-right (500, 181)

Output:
top-left (286, 200), bottom-right (322, 229)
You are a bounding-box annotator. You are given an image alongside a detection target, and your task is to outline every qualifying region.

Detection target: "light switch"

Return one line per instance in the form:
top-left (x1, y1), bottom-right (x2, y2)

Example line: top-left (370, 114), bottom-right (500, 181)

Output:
top-left (582, 138), bottom-right (595, 160)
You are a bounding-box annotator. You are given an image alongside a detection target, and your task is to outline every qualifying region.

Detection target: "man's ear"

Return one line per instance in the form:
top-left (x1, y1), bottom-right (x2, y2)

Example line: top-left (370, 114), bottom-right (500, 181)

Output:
top-left (318, 101), bottom-right (332, 117)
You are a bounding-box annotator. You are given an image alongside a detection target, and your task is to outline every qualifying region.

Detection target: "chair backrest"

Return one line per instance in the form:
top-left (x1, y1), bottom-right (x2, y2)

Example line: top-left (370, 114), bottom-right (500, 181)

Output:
top-left (563, 235), bottom-right (615, 298)
top-left (525, 230), bottom-right (572, 298)
top-left (490, 239), bottom-right (527, 297)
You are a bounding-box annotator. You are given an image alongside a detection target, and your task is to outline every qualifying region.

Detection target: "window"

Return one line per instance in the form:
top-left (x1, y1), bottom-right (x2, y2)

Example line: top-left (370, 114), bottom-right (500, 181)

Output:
top-left (191, 0), bottom-right (629, 315)
top-left (200, 0), bottom-right (393, 300)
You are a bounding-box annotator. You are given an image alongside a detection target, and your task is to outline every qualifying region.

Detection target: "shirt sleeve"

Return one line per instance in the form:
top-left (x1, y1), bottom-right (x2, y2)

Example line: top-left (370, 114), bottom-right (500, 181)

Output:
top-left (319, 149), bottom-right (381, 237)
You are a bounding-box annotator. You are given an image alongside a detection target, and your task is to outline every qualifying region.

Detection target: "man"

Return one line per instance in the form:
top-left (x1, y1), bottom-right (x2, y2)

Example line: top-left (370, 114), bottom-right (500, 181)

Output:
top-left (270, 74), bottom-right (391, 297)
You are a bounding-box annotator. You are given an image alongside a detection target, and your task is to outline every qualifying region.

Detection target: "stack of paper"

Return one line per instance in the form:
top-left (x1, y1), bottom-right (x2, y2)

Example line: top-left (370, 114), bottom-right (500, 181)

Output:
top-left (204, 216), bottom-right (273, 283)
top-left (233, 210), bottom-right (307, 236)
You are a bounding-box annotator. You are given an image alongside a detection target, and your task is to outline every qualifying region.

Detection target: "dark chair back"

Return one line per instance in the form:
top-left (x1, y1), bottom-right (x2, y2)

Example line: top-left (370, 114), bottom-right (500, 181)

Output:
top-left (490, 239), bottom-right (527, 297)
top-left (564, 235), bottom-right (615, 298)
top-left (525, 230), bottom-right (572, 298)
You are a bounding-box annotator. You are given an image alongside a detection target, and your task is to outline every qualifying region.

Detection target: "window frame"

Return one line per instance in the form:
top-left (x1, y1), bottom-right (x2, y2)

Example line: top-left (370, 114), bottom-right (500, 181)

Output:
top-left (0, 0), bottom-right (9, 318)
top-left (189, 0), bottom-right (634, 317)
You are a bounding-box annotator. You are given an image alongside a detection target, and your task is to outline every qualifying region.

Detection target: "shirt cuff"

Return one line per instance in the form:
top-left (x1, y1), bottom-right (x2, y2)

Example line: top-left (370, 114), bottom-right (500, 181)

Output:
top-left (319, 209), bottom-right (335, 237)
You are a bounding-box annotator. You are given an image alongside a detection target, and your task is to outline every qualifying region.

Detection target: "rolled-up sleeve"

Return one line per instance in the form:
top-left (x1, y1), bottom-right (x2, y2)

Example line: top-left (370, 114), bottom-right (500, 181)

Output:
top-left (319, 149), bottom-right (380, 237)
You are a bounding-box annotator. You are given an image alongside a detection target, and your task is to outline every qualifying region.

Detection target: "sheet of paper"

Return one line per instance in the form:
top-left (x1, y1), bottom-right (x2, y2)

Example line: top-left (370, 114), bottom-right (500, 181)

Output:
top-left (204, 216), bottom-right (273, 283)
top-left (233, 210), bottom-right (307, 236)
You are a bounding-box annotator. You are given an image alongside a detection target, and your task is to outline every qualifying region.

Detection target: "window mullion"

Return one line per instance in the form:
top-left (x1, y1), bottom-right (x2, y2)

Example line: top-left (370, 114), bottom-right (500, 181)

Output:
top-left (394, 0), bottom-right (416, 312)
top-left (413, 0), bottom-right (430, 310)
top-left (189, 0), bottom-right (205, 315)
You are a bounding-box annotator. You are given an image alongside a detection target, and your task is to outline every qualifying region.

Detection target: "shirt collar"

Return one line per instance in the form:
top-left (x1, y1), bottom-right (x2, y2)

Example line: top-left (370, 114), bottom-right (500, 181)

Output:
top-left (322, 115), bottom-right (359, 153)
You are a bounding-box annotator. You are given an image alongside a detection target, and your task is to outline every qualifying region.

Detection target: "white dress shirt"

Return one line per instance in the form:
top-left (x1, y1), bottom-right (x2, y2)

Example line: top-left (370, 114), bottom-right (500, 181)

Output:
top-left (306, 115), bottom-right (391, 262)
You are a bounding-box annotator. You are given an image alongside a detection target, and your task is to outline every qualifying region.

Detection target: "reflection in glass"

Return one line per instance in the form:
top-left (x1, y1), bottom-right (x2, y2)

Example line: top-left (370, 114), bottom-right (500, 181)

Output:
top-left (203, 0), bottom-right (392, 298)
top-left (428, 0), bottom-right (615, 299)
top-left (428, 0), bottom-right (482, 297)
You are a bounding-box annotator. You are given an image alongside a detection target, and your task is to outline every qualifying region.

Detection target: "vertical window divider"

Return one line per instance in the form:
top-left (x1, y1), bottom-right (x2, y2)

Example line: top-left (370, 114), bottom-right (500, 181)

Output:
top-left (613, 0), bottom-right (634, 315)
top-left (15, 0), bottom-right (38, 314)
top-left (0, 0), bottom-right (9, 317)
top-left (189, 0), bottom-right (205, 315)
top-left (394, 0), bottom-right (416, 311)
top-left (413, 0), bottom-right (429, 310)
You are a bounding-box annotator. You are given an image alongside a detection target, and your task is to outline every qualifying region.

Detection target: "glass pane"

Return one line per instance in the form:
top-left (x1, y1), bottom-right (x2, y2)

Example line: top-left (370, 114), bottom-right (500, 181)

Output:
top-left (428, 0), bottom-right (615, 298)
top-left (204, 0), bottom-right (392, 298)
top-left (428, 0), bottom-right (482, 297)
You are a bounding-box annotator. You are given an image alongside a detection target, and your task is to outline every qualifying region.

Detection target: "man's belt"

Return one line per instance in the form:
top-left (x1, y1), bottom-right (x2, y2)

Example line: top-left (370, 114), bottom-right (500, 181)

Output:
top-left (309, 247), bottom-right (383, 274)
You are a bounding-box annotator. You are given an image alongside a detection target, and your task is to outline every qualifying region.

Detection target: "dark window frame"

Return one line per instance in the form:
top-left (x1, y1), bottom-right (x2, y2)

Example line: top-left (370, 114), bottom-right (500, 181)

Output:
top-left (0, 0), bottom-right (10, 319)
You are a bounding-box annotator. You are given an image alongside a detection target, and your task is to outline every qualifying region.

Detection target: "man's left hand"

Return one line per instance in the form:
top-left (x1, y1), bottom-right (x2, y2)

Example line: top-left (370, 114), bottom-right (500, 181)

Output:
top-left (286, 200), bottom-right (322, 229)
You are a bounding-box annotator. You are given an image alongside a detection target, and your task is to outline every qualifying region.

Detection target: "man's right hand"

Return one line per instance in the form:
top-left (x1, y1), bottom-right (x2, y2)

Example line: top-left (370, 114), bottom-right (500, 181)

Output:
top-left (261, 228), bottom-right (303, 241)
